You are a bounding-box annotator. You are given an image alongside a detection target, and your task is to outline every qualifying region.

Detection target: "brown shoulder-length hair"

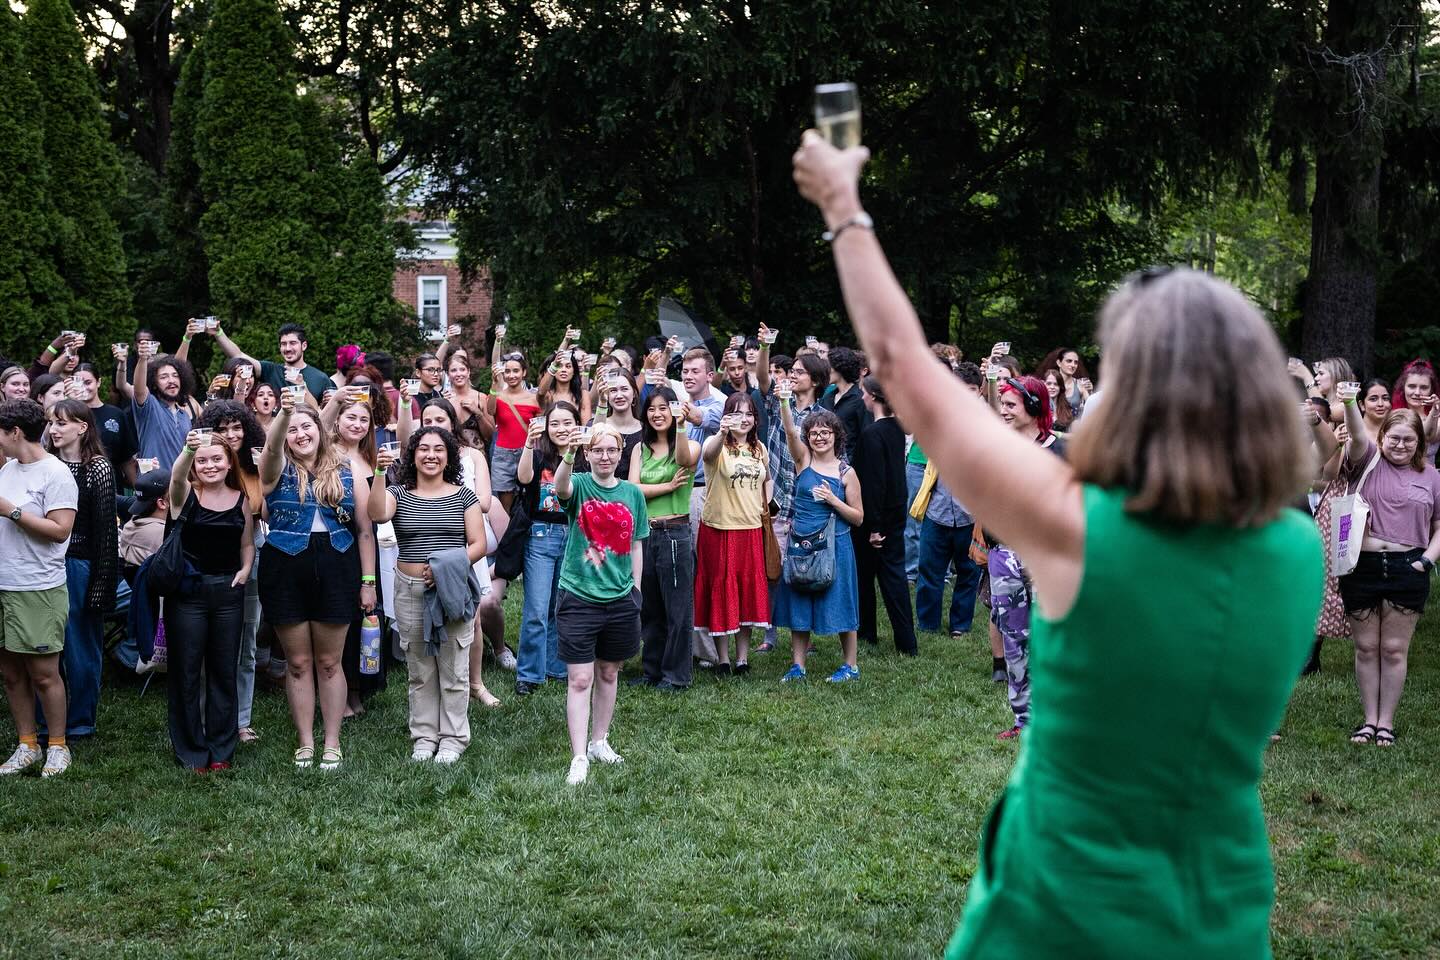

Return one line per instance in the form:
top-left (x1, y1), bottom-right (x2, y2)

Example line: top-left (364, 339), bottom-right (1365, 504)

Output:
top-left (1378, 409), bottom-right (1427, 471)
top-left (1066, 268), bottom-right (1311, 527)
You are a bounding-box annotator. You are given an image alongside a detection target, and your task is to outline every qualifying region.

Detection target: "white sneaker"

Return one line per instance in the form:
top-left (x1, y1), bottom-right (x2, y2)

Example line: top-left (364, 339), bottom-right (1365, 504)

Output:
top-left (498, 647), bottom-right (518, 671)
top-left (434, 749), bottom-right (462, 765)
top-left (41, 745), bottom-right (72, 778)
top-left (566, 755), bottom-right (589, 785)
top-left (410, 746), bottom-right (435, 762)
top-left (0, 743), bottom-right (42, 775)
top-left (586, 739), bottom-right (624, 765)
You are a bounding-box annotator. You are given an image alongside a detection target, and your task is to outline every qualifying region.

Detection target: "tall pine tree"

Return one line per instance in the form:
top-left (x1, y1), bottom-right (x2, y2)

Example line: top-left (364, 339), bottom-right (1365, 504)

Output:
top-left (24, 0), bottom-right (135, 350)
top-left (0, 8), bottom-right (70, 362)
top-left (194, 0), bottom-right (326, 360)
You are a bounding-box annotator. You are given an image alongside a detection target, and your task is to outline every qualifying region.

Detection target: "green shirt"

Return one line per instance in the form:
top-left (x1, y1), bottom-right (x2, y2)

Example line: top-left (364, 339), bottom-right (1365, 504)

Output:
top-left (639, 444), bottom-right (693, 518)
top-left (906, 437), bottom-right (927, 465)
top-left (259, 360), bottom-right (332, 404)
top-left (558, 472), bottom-right (649, 603)
top-left (946, 484), bottom-right (1322, 959)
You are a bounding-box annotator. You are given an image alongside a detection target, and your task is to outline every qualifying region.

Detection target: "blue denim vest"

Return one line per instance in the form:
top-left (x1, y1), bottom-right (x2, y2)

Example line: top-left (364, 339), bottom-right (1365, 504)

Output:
top-left (264, 462), bottom-right (357, 556)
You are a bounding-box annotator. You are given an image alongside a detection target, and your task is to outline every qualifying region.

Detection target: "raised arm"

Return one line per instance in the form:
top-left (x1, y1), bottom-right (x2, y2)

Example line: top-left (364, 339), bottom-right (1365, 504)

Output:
top-left (676, 435), bottom-right (700, 469)
top-left (756, 325), bottom-right (773, 394)
top-left (516, 418), bottom-right (543, 485)
top-left (368, 470), bottom-right (396, 523)
top-left (112, 346), bottom-right (134, 401)
top-left (1340, 386), bottom-right (1369, 466)
top-left (132, 342), bottom-right (152, 406)
top-left (212, 324), bottom-right (248, 361)
top-left (781, 399), bottom-right (807, 468)
top-left (259, 391), bottom-right (294, 492)
top-left (793, 132), bottom-right (1082, 617)
top-left (175, 318), bottom-right (203, 364)
top-left (169, 433), bottom-right (198, 517)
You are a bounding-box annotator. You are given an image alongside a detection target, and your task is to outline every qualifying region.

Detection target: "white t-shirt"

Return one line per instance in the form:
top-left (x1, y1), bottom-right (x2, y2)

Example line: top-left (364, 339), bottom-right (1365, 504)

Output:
top-left (0, 455), bottom-right (79, 591)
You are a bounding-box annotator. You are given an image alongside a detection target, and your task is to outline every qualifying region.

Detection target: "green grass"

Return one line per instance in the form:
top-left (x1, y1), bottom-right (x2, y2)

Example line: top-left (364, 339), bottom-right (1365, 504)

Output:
top-left (1, 584), bottom-right (1438, 959)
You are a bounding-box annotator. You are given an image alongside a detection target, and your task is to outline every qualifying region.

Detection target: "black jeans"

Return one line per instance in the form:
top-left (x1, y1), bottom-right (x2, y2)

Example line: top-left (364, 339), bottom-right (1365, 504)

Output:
top-left (167, 573), bottom-right (244, 768)
top-left (641, 520), bottom-right (695, 686)
top-left (856, 526), bottom-right (918, 655)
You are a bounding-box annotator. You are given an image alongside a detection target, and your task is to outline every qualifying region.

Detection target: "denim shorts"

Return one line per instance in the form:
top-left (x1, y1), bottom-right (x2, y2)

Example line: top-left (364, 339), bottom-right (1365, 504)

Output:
top-left (1339, 549), bottom-right (1430, 617)
top-left (556, 589), bottom-right (641, 664)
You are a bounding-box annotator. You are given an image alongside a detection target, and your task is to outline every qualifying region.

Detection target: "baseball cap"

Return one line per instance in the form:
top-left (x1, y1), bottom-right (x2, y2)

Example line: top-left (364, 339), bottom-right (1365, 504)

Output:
top-left (129, 468), bottom-right (169, 517)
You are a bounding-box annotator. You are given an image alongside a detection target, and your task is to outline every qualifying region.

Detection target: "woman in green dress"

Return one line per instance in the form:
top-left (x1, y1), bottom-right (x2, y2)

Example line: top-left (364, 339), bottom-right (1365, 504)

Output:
top-left (793, 133), bottom-right (1324, 959)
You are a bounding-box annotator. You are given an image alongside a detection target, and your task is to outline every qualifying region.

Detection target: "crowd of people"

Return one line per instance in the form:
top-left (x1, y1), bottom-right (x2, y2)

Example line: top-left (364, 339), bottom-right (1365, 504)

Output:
top-left (0, 310), bottom-right (1129, 782)
top-left (0, 290), bottom-right (1434, 790)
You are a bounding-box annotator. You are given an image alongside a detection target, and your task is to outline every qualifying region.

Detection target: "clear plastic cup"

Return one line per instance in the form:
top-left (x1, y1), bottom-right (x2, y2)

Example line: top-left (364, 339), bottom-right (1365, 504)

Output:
top-left (286, 384), bottom-right (306, 401)
top-left (205, 316), bottom-right (220, 330)
top-left (136, 458), bottom-right (160, 474)
top-left (213, 374), bottom-right (232, 388)
top-left (402, 378), bottom-right (421, 394)
top-left (284, 367), bottom-right (303, 384)
top-left (194, 428), bottom-right (214, 444)
top-left (533, 416), bottom-right (547, 430)
top-left (353, 385), bottom-right (371, 404)
top-left (668, 401), bottom-right (683, 419)
top-left (760, 329), bottom-right (778, 345)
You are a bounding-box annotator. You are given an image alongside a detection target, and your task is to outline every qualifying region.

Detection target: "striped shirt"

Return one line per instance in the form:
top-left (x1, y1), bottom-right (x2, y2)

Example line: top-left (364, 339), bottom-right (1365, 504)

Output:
top-left (387, 484), bottom-right (478, 562)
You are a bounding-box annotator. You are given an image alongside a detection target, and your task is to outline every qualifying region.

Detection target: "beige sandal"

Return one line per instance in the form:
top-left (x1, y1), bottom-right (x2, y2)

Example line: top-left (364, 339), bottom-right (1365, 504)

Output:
top-left (293, 745), bottom-right (314, 768)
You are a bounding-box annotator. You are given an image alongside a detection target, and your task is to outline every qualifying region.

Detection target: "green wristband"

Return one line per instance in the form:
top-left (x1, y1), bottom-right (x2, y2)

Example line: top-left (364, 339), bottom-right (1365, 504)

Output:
top-left (562, 451), bottom-right (576, 464)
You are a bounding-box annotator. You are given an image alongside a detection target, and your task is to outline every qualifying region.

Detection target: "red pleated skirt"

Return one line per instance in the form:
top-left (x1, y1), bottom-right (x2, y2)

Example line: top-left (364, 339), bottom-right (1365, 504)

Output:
top-left (693, 523), bottom-right (771, 636)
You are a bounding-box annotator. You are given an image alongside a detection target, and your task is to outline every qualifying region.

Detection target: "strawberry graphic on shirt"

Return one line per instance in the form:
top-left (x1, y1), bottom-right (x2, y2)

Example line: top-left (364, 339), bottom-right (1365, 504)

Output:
top-left (577, 499), bottom-right (634, 567)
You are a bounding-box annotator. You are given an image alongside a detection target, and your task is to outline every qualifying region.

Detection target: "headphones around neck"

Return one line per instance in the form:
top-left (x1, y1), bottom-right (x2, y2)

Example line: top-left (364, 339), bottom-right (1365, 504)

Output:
top-left (1004, 377), bottom-right (1043, 418)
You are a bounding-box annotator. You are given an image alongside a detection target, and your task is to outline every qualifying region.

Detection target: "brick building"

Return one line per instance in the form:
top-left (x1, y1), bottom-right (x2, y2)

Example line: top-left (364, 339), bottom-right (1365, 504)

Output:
top-left (392, 219), bottom-right (494, 362)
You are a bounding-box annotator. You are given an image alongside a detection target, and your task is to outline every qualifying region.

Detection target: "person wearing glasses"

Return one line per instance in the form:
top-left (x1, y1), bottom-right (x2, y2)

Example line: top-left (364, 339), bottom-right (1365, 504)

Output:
top-left (551, 423), bottom-right (649, 785)
top-left (794, 134), bottom-right (1323, 959)
top-left (487, 334), bottom-right (541, 513)
top-left (1334, 399), bottom-right (1440, 748)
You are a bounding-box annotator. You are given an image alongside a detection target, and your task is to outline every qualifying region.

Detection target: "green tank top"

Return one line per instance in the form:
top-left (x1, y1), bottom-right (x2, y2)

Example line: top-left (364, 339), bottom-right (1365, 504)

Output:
top-left (640, 444), bottom-right (692, 518)
top-left (946, 484), bottom-right (1323, 959)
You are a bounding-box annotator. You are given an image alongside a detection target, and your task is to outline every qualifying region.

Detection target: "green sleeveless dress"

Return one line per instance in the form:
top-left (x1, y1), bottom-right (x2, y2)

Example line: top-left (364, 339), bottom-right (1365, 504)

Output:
top-left (946, 485), bottom-right (1323, 959)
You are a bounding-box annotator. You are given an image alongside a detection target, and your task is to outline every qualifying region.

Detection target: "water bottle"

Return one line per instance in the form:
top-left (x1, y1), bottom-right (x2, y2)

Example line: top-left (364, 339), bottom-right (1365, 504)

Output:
top-left (359, 615), bottom-right (381, 675)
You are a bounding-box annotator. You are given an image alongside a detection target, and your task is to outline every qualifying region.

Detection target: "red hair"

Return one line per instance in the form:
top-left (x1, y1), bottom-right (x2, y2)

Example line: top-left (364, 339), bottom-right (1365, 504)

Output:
top-left (1392, 359), bottom-right (1437, 412)
top-left (1000, 375), bottom-right (1055, 438)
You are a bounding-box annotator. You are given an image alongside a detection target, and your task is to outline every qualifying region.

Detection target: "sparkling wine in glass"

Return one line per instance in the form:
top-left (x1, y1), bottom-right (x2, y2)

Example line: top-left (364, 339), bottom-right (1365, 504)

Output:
top-left (814, 82), bottom-right (861, 149)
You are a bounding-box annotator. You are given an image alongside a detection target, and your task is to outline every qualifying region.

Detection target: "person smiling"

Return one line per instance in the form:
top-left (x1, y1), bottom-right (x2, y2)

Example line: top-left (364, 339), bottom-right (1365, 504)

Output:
top-left (369, 426), bottom-right (487, 764)
top-left (1336, 396), bottom-right (1440, 747)
top-left (552, 423), bottom-right (649, 785)
top-left (487, 341), bottom-right (541, 513)
top-left (42, 401), bottom-right (117, 741)
top-left (257, 390), bottom-right (377, 770)
top-left (0, 399), bottom-right (78, 777)
top-left (132, 345), bottom-right (202, 472)
top-left (165, 429), bottom-right (254, 771)
top-left (214, 321), bottom-right (332, 405)
top-left (693, 392), bottom-right (772, 676)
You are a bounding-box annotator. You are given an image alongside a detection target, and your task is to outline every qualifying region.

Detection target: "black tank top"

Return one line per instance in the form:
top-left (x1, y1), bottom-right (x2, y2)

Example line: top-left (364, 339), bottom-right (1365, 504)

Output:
top-left (180, 491), bottom-right (247, 576)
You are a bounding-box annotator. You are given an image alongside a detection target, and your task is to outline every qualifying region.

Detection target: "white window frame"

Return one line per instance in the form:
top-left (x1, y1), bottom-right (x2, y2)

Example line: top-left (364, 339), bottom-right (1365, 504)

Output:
top-left (417, 275), bottom-right (447, 339)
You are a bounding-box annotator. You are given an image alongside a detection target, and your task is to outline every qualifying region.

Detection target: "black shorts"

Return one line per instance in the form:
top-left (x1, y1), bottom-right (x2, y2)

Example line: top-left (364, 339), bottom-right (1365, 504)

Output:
top-left (258, 534), bottom-right (361, 625)
top-left (1338, 549), bottom-right (1430, 617)
top-left (557, 588), bottom-right (641, 665)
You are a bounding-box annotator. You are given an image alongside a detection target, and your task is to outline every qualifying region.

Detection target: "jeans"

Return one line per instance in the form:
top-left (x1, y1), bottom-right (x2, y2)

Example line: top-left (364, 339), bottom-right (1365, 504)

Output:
top-left (52, 557), bottom-right (103, 736)
top-left (904, 462), bottom-right (925, 580)
top-left (857, 527), bottom-right (917, 654)
top-left (915, 518), bottom-right (980, 634)
top-left (517, 522), bottom-right (569, 684)
top-left (167, 573), bottom-right (244, 768)
top-left (237, 576), bottom-right (260, 728)
top-left (641, 521), bottom-right (694, 686)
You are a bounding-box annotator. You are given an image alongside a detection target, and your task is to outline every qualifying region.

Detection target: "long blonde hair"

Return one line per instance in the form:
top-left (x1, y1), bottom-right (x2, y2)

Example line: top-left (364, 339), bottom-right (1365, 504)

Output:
top-left (288, 407), bottom-right (346, 507)
top-left (1067, 268), bottom-right (1312, 526)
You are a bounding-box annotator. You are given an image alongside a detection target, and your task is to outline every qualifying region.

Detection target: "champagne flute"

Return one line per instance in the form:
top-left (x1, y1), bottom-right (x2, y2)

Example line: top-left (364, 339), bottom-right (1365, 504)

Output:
top-left (814, 82), bottom-right (861, 149)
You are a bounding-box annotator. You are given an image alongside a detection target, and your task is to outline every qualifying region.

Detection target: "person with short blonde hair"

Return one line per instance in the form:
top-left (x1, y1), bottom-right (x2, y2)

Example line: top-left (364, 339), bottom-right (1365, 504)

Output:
top-left (794, 132), bottom-right (1323, 959)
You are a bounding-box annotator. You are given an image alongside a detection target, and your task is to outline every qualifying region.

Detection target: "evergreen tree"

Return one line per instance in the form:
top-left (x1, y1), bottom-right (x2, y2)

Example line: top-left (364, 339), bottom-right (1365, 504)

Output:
top-left (194, 0), bottom-right (327, 361)
top-left (165, 32), bottom-right (213, 332)
top-left (0, 8), bottom-right (69, 361)
top-left (24, 0), bottom-right (135, 350)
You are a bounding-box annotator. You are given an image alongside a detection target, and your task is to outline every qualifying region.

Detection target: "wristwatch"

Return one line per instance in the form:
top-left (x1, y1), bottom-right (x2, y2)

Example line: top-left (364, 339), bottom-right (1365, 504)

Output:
top-left (8, 507), bottom-right (20, 522)
top-left (1422, 556), bottom-right (1435, 571)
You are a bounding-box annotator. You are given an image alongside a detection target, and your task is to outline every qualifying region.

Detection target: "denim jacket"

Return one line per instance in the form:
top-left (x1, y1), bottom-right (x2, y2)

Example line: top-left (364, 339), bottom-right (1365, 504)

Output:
top-left (264, 462), bottom-right (357, 556)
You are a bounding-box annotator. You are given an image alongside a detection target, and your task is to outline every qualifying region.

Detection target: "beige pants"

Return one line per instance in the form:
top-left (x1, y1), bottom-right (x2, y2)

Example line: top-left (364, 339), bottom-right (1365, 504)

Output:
top-left (394, 570), bottom-right (474, 754)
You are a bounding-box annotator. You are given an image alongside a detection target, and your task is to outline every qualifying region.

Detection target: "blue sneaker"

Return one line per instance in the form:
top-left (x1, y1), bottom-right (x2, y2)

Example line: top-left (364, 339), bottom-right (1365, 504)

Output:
top-left (826, 664), bottom-right (859, 683)
top-left (780, 664), bottom-right (807, 683)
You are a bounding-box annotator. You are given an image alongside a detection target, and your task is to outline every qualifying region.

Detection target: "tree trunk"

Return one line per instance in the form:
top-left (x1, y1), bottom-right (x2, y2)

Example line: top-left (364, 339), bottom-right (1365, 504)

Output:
top-left (1302, 151), bottom-right (1379, 372)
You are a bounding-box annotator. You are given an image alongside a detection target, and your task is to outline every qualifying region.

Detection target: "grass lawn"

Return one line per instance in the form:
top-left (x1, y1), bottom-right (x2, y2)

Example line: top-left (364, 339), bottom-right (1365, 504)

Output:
top-left (1, 582), bottom-right (1437, 959)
